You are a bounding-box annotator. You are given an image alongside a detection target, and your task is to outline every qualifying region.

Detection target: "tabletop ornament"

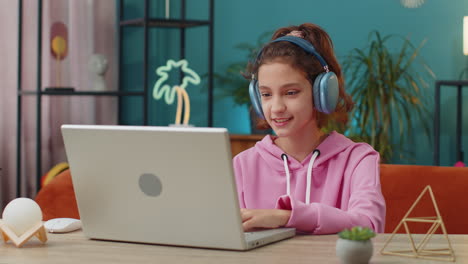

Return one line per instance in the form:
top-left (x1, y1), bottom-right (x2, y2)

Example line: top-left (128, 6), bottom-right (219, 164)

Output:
top-left (336, 226), bottom-right (376, 264)
top-left (380, 185), bottom-right (455, 262)
top-left (152, 59), bottom-right (200, 126)
top-left (88, 53), bottom-right (109, 92)
top-left (0, 198), bottom-right (47, 247)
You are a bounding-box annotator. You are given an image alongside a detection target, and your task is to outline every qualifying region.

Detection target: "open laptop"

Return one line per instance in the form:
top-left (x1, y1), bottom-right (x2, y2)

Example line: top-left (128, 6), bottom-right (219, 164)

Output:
top-left (61, 124), bottom-right (295, 250)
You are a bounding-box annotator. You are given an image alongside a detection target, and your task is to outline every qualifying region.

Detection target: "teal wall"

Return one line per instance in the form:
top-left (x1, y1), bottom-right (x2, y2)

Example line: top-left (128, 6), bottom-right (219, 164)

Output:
top-left (121, 0), bottom-right (468, 166)
top-left (120, 0), bottom-right (211, 127)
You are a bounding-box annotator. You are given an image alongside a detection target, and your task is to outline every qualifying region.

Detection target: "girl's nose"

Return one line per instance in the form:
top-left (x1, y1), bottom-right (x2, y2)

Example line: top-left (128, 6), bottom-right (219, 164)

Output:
top-left (270, 96), bottom-right (286, 113)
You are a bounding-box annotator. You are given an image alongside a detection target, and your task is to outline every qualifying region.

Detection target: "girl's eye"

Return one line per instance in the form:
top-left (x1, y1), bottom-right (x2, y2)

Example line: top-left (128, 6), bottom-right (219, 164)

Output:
top-left (261, 92), bottom-right (271, 97)
top-left (286, 90), bottom-right (299, 95)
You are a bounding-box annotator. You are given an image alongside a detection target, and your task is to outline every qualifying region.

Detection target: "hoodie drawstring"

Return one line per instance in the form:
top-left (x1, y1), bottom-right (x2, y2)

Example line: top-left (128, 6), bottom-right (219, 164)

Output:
top-left (281, 154), bottom-right (291, 196)
top-left (281, 150), bottom-right (320, 205)
top-left (306, 150), bottom-right (320, 204)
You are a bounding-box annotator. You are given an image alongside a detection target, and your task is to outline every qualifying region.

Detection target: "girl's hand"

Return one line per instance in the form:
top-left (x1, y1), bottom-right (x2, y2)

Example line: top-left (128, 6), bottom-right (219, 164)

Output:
top-left (240, 209), bottom-right (291, 231)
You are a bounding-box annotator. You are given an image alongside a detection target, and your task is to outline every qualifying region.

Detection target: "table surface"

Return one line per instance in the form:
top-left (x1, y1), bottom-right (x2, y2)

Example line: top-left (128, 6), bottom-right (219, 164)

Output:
top-left (0, 231), bottom-right (467, 264)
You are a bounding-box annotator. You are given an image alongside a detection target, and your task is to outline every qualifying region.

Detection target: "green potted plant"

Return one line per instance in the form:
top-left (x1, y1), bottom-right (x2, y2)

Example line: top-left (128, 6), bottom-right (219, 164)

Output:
top-left (213, 31), bottom-right (273, 134)
top-left (336, 226), bottom-right (376, 264)
top-left (334, 31), bottom-right (435, 162)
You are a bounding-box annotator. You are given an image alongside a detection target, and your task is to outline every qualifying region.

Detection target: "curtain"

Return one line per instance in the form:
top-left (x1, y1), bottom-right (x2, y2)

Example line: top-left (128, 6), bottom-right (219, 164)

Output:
top-left (0, 0), bottom-right (118, 208)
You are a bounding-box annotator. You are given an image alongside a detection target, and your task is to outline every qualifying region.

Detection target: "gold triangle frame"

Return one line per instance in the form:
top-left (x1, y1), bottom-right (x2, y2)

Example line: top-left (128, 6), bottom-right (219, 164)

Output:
top-left (0, 220), bottom-right (47, 248)
top-left (380, 185), bottom-right (455, 262)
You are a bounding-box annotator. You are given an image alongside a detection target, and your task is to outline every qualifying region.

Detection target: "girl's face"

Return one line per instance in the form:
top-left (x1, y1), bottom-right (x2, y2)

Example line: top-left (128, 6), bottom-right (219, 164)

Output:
top-left (257, 60), bottom-right (317, 138)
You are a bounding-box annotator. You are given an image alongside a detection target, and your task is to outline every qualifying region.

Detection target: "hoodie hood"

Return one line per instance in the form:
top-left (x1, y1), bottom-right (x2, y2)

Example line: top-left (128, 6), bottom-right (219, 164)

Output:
top-left (255, 131), bottom-right (355, 172)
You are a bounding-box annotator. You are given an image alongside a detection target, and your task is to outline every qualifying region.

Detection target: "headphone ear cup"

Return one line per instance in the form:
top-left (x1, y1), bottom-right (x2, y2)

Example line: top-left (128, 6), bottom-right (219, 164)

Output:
top-left (313, 72), bottom-right (339, 114)
top-left (248, 79), bottom-right (265, 120)
top-left (313, 73), bottom-right (325, 113)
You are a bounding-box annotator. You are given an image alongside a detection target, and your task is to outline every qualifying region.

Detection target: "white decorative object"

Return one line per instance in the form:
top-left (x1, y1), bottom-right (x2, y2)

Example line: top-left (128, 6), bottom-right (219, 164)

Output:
top-left (2, 198), bottom-right (42, 236)
top-left (336, 238), bottom-right (373, 264)
top-left (400, 0), bottom-right (425, 8)
top-left (0, 198), bottom-right (47, 247)
top-left (89, 53), bottom-right (108, 91)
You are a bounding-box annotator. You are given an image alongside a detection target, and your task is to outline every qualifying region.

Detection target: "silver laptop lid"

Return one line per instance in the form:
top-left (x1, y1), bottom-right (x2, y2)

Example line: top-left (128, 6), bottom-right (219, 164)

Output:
top-left (61, 125), bottom-right (248, 250)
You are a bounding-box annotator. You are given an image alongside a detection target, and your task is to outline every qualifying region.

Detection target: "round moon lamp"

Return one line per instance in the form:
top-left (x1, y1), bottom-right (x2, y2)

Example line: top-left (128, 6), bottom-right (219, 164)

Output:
top-left (0, 198), bottom-right (48, 247)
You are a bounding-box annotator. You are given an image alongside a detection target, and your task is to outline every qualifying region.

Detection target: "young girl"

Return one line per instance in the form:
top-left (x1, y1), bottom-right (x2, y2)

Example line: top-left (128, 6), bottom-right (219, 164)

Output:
top-left (233, 23), bottom-right (386, 234)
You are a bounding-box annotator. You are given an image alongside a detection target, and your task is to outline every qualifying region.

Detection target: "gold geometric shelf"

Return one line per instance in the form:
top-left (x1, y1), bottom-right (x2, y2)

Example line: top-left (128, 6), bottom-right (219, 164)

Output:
top-left (0, 220), bottom-right (47, 248)
top-left (380, 185), bottom-right (455, 262)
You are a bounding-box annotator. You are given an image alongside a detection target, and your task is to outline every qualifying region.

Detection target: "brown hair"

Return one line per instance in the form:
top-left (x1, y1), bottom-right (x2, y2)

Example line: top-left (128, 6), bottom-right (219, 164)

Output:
top-left (247, 23), bottom-right (354, 129)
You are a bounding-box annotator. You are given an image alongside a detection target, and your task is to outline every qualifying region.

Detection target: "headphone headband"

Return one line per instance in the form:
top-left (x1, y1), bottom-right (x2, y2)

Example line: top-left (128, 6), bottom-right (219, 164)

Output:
top-left (255, 36), bottom-right (329, 71)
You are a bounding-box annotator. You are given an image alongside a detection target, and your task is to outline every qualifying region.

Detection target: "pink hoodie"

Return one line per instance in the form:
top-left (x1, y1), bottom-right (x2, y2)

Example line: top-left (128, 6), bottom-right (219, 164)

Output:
top-left (233, 131), bottom-right (386, 234)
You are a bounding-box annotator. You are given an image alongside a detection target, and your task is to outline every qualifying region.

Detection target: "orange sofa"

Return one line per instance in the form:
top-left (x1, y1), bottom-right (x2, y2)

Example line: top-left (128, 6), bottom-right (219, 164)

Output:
top-left (35, 169), bottom-right (80, 220)
top-left (36, 164), bottom-right (468, 234)
top-left (380, 164), bottom-right (468, 234)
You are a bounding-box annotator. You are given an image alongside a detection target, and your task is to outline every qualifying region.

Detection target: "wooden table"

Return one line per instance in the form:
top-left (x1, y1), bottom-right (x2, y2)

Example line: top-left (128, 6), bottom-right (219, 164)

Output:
top-left (1, 231), bottom-right (467, 263)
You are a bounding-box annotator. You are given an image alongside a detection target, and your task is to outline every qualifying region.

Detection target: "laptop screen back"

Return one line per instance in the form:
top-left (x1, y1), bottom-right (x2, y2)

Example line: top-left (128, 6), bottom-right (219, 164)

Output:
top-left (61, 125), bottom-right (248, 249)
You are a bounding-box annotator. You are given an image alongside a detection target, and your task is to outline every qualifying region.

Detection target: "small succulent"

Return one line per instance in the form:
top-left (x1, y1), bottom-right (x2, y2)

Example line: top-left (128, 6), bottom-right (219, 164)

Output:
top-left (338, 227), bottom-right (376, 241)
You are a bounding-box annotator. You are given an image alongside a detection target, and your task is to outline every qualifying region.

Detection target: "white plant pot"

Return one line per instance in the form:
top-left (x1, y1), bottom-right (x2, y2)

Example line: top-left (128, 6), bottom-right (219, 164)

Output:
top-left (336, 238), bottom-right (373, 264)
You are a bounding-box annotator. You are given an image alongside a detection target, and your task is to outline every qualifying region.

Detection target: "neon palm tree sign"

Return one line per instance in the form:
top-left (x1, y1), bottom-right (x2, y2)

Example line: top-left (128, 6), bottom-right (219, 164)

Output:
top-left (152, 59), bottom-right (201, 125)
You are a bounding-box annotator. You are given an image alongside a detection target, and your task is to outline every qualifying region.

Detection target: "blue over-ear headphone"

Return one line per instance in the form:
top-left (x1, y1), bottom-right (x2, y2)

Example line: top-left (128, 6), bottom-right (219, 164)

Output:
top-left (248, 35), bottom-right (339, 120)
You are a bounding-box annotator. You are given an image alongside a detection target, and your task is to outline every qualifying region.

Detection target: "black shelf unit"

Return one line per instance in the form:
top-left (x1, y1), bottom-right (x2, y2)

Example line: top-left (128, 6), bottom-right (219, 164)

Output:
top-left (20, 91), bottom-right (146, 96)
top-left (117, 0), bottom-right (214, 126)
top-left (433, 80), bottom-right (467, 166)
top-left (16, 0), bottom-right (214, 197)
top-left (16, 0), bottom-right (146, 196)
top-left (120, 18), bottom-right (211, 28)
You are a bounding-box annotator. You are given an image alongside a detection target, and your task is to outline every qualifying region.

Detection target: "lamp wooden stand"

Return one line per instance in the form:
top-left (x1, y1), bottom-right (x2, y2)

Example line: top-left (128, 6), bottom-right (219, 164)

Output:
top-left (380, 185), bottom-right (455, 262)
top-left (0, 220), bottom-right (47, 247)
